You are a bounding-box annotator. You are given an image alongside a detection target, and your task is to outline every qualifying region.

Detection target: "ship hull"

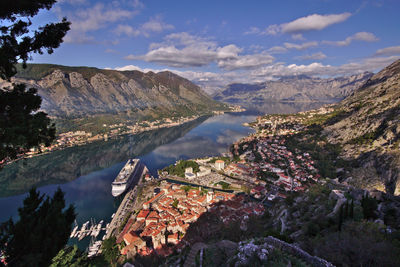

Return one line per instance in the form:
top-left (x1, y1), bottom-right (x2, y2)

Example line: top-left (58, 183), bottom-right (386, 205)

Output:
top-left (111, 159), bottom-right (142, 197)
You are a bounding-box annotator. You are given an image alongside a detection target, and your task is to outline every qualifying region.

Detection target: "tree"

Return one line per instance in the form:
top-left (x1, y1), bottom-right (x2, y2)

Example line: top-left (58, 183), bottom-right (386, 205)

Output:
top-left (50, 245), bottom-right (88, 267)
top-left (0, 187), bottom-right (76, 266)
top-left (0, 0), bottom-right (70, 164)
top-left (102, 237), bottom-right (120, 267)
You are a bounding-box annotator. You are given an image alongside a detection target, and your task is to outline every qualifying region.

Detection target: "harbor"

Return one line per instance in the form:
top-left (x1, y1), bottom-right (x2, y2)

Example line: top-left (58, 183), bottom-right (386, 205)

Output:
top-left (68, 158), bottom-right (151, 256)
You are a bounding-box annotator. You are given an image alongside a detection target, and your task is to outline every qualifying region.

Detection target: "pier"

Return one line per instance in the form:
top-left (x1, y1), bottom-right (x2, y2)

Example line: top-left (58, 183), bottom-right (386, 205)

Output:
top-left (105, 166), bottom-right (148, 239)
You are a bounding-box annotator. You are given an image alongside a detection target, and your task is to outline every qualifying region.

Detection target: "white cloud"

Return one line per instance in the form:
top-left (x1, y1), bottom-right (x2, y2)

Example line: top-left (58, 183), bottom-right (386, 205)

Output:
top-left (61, 3), bottom-right (137, 43)
top-left (322, 32), bottom-right (378, 46)
top-left (291, 33), bottom-right (305, 41)
top-left (217, 52), bottom-right (274, 71)
top-left (115, 16), bottom-right (174, 38)
top-left (281, 13), bottom-right (352, 33)
top-left (115, 24), bottom-right (139, 37)
top-left (131, 0), bottom-right (144, 8)
top-left (296, 52), bottom-right (327, 60)
top-left (244, 27), bottom-right (261, 35)
top-left (264, 24), bottom-right (281, 35)
top-left (252, 12), bottom-right (351, 36)
top-left (268, 46), bottom-right (288, 54)
top-left (374, 45), bottom-right (400, 56)
top-left (284, 41), bottom-right (318, 50)
top-left (105, 48), bottom-right (118, 54)
top-left (125, 32), bottom-right (274, 70)
top-left (115, 55), bottom-right (398, 91)
top-left (58, 0), bottom-right (87, 5)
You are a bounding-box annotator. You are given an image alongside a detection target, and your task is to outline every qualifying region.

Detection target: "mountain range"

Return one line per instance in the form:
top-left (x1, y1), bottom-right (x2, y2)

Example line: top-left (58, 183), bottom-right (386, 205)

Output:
top-left (214, 72), bottom-right (373, 104)
top-left (0, 64), bottom-right (226, 121)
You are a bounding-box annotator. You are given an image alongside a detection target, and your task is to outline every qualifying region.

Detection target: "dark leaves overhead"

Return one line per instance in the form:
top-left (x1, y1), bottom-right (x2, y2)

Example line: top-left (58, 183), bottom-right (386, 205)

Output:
top-left (0, 0), bottom-right (70, 81)
top-left (0, 0), bottom-right (69, 163)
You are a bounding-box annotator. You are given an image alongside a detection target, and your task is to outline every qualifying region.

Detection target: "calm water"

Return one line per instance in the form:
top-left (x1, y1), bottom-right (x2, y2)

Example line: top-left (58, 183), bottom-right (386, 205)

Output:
top-left (0, 101), bottom-right (328, 248)
top-left (0, 113), bottom-right (256, 228)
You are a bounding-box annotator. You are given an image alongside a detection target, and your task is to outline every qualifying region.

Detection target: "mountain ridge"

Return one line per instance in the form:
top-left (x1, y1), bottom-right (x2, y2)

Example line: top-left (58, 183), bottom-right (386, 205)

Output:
top-left (214, 72), bottom-right (373, 104)
top-left (321, 59), bottom-right (400, 194)
top-left (0, 64), bottom-right (227, 122)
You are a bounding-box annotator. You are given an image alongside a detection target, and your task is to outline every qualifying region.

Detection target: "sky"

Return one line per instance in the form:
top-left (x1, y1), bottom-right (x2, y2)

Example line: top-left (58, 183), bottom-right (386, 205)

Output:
top-left (30, 0), bottom-right (400, 90)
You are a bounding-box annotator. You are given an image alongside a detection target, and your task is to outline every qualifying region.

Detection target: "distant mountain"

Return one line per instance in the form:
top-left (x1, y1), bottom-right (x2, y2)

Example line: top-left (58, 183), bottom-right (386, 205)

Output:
top-left (214, 72), bottom-right (373, 103)
top-left (0, 64), bottom-right (226, 120)
top-left (322, 59), bottom-right (400, 194)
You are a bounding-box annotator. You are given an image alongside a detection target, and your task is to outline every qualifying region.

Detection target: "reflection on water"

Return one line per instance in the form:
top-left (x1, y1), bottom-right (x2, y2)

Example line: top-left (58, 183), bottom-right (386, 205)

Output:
top-left (0, 102), bottom-right (328, 249)
top-left (0, 116), bottom-right (208, 197)
top-left (0, 113), bottom-right (255, 228)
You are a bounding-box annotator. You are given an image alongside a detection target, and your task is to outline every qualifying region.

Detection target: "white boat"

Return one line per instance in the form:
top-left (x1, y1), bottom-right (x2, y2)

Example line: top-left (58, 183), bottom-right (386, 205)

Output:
top-left (92, 220), bottom-right (103, 237)
top-left (87, 240), bottom-right (103, 258)
top-left (111, 159), bottom-right (142, 197)
top-left (78, 221), bottom-right (89, 240)
top-left (70, 225), bottom-right (79, 238)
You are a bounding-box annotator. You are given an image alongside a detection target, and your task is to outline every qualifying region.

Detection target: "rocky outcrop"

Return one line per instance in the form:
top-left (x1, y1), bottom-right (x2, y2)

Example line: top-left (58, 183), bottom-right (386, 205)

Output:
top-left (229, 237), bottom-right (335, 267)
top-left (214, 72), bottom-right (372, 104)
top-left (322, 59), bottom-right (400, 195)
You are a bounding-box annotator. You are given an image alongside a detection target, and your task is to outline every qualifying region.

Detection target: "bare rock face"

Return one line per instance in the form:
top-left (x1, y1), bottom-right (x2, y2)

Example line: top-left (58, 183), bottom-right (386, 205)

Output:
top-left (7, 64), bottom-right (224, 118)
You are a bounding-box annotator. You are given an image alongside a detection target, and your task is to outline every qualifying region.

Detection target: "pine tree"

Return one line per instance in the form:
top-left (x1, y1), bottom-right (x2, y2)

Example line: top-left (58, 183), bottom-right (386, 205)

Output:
top-left (0, 0), bottom-right (70, 164)
top-left (0, 187), bottom-right (76, 266)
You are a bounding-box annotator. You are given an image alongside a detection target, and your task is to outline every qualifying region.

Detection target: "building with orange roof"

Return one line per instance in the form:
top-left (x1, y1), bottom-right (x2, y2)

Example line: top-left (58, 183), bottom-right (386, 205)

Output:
top-left (136, 209), bottom-right (150, 221)
top-left (168, 232), bottom-right (179, 245)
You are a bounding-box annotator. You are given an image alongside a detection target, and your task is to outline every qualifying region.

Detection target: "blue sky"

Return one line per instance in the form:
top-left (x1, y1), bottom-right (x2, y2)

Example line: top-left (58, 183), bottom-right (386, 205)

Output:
top-left (30, 0), bottom-right (400, 90)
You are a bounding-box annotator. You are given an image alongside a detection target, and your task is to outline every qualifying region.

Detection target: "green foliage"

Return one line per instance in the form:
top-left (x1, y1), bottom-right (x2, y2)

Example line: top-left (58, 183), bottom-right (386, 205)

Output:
top-left (50, 245), bottom-right (88, 267)
top-left (102, 237), bottom-right (120, 267)
top-left (304, 109), bottom-right (348, 126)
top-left (172, 199), bottom-right (179, 208)
top-left (0, 1), bottom-right (70, 81)
top-left (0, 0), bottom-right (69, 163)
top-left (0, 187), bottom-right (76, 266)
top-left (216, 181), bottom-right (231, 190)
top-left (0, 84), bottom-right (56, 162)
top-left (163, 160), bottom-right (200, 177)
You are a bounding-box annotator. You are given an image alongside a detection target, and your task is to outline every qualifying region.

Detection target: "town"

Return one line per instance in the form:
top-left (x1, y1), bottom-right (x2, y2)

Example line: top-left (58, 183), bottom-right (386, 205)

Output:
top-left (109, 107), bottom-right (334, 259)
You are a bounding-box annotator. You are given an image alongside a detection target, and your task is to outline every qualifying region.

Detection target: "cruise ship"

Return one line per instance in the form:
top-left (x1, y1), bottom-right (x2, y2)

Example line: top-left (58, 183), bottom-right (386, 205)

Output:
top-left (111, 159), bottom-right (142, 197)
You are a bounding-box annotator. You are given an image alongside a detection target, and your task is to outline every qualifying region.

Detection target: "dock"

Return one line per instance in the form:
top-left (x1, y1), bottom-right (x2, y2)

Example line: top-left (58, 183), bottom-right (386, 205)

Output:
top-left (105, 166), bottom-right (148, 239)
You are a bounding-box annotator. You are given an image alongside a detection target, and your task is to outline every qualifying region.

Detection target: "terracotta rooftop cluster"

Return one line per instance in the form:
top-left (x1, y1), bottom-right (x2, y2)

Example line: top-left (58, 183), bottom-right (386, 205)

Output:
top-left (119, 182), bottom-right (242, 257)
